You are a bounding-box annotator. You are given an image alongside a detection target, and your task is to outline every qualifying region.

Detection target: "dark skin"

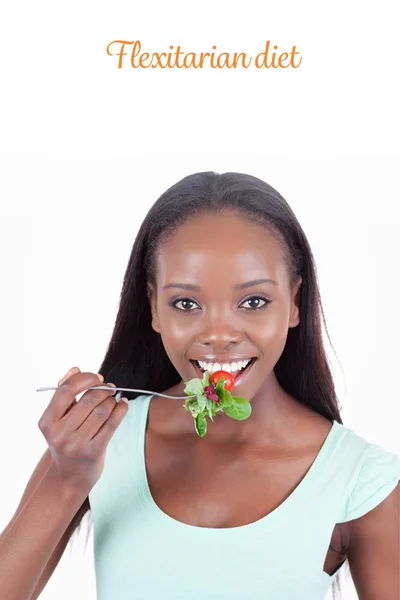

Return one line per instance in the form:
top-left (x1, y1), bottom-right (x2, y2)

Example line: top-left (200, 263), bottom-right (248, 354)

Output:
top-left (146, 211), bottom-right (399, 597)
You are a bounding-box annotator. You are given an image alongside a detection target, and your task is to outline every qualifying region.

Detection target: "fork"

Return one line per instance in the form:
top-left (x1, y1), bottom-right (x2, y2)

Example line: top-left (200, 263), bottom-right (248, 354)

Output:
top-left (36, 385), bottom-right (197, 400)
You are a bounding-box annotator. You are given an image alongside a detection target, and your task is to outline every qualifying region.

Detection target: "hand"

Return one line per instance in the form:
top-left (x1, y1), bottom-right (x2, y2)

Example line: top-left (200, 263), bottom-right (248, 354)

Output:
top-left (38, 367), bottom-right (129, 493)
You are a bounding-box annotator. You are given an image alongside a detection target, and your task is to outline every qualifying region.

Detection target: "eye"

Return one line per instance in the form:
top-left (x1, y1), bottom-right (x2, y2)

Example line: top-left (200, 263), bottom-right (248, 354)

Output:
top-left (240, 295), bottom-right (271, 310)
top-left (169, 295), bottom-right (271, 313)
top-left (169, 297), bottom-right (200, 312)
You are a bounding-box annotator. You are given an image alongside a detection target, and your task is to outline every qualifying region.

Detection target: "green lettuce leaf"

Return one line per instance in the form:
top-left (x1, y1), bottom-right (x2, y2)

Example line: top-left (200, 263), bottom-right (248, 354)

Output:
top-left (197, 392), bottom-right (207, 411)
top-left (184, 377), bottom-right (205, 397)
top-left (201, 370), bottom-right (210, 388)
top-left (195, 412), bottom-right (207, 437)
top-left (218, 386), bottom-right (234, 408)
top-left (214, 376), bottom-right (226, 398)
top-left (223, 395), bottom-right (252, 420)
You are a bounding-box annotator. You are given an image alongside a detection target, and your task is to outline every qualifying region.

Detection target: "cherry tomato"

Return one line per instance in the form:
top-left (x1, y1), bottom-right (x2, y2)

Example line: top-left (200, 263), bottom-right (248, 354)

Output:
top-left (209, 370), bottom-right (235, 392)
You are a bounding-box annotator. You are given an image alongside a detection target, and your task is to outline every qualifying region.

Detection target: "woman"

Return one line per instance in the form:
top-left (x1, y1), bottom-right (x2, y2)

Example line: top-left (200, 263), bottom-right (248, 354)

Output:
top-left (1, 172), bottom-right (399, 600)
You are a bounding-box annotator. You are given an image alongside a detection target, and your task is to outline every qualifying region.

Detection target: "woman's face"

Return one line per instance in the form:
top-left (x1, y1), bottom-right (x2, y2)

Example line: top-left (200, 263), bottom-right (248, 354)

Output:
top-left (149, 211), bottom-right (302, 402)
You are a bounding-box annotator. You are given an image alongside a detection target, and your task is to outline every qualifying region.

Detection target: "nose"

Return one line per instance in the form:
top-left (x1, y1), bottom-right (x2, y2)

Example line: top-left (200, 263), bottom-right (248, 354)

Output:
top-left (197, 321), bottom-right (244, 350)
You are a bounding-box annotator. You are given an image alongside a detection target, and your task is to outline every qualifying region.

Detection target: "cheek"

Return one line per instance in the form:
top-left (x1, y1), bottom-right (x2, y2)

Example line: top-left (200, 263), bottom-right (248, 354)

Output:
top-left (252, 306), bottom-right (291, 349)
top-left (161, 319), bottom-right (194, 344)
top-left (158, 301), bottom-right (203, 338)
top-left (158, 312), bottom-right (196, 351)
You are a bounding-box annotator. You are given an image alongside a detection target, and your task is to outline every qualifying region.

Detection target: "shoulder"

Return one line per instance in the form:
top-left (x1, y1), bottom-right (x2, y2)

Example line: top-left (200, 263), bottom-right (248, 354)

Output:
top-left (335, 423), bottom-right (400, 522)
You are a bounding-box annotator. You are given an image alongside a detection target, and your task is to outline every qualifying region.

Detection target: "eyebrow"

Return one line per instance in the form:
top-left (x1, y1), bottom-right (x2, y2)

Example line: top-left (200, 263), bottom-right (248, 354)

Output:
top-left (162, 278), bottom-right (278, 291)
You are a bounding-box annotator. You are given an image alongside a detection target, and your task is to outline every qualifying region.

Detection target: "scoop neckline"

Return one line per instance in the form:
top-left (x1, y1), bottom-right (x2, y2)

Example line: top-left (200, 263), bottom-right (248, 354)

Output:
top-left (135, 394), bottom-right (339, 537)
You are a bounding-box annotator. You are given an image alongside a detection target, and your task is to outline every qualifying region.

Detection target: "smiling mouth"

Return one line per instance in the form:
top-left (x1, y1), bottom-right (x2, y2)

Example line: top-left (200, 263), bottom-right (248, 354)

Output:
top-left (189, 358), bottom-right (257, 381)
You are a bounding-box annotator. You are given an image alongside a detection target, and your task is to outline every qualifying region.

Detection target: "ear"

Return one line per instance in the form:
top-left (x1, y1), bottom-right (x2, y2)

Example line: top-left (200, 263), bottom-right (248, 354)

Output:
top-left (147, 283), bottom-right (161, 333)
top-left (289, 276), bottom-right (302, 328)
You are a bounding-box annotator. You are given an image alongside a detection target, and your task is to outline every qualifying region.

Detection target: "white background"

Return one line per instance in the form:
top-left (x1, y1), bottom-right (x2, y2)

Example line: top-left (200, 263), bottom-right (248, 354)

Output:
top-left (0, 1), bottom-right (399, 599)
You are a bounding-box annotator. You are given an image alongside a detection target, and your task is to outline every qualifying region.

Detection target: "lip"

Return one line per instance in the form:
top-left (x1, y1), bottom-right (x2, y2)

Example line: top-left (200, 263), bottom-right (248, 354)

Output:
top-left (189, 357), bottom-right (257, 387)
top-left (232, 357), bottom-right (257, 386)
top-left (189, 356), bottom-right (254, 363)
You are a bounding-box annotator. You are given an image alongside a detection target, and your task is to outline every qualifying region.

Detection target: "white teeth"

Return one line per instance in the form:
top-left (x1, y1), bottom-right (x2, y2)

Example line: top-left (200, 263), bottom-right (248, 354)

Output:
top-left (195, 358), bottom-right (252, 374)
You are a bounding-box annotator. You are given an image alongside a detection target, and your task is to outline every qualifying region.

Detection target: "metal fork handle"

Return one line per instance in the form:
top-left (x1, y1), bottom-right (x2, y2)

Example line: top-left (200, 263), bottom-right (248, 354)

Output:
top-left (36, 385), bottom-right (196, 400)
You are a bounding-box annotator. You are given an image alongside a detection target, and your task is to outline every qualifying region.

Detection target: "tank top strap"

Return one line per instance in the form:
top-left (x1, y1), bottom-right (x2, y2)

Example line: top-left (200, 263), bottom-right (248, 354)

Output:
top-left (88, 393), bottom-right (152, 518)
top-left (129, 393), bottom-right (152, 448)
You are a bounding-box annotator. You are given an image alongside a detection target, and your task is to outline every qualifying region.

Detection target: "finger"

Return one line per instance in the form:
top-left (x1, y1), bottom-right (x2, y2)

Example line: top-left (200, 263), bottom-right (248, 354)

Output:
top-left (60, 373), bottom-right (112, 420)
top-left (58, 366), bottom-right (81, 386)
top-left (44, 372), bottom-right (105, 422)
top-left (88, 398), bottom-right (129, 447)
top-left (60, 383), bottom-right (117, 433)
top-left (74, 393), bottom-right (121, 440)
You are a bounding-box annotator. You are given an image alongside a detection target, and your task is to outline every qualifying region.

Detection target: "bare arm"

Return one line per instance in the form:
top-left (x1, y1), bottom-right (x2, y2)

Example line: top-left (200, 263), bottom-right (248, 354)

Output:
top-left (0, 368), bottom-right (128, 600)
top-left (347, 482), bottom-right (400, 600)
top-left (0, 450), bottom-right (90, 600)
top-left (1, 447), bottom-right (89, 599)
top-left (1, 447), bottom-right (91, 600)
top-left (30, 496), bottom-right (90, 600)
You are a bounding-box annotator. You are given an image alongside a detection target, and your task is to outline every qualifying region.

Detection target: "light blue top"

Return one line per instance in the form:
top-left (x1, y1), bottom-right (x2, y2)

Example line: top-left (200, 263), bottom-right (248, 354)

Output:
top-left (89, 394), bottom-right (400, 600)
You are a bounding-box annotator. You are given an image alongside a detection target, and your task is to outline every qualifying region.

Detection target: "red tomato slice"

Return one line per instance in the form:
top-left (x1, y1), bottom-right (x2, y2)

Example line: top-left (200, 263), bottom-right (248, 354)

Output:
top-left (209, 370), bottom-right (235, 392)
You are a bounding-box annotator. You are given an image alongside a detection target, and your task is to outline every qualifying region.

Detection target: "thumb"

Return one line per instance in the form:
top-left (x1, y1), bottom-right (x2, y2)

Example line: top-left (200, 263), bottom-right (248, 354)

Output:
top-left (58, 366), bottom-right (81, 386)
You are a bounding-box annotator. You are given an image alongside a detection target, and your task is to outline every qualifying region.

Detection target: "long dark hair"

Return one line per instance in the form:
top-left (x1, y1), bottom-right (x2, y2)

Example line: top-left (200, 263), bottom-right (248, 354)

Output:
top-left (76, 172), bottom-right (347, 597)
